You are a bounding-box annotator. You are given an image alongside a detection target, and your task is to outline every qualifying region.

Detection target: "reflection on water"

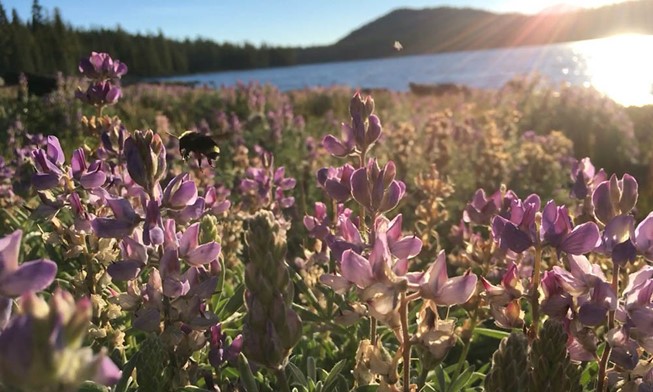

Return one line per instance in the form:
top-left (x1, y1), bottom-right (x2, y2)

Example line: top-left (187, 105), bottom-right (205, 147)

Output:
top-left (160, 34), bottom-right (653, 107)
top-left (573, 34), bottom-right (653, 106)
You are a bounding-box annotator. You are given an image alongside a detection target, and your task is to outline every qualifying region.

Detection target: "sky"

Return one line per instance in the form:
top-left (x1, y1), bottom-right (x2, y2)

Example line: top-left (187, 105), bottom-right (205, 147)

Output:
top-left (2, 0), bottom-right (624, 47)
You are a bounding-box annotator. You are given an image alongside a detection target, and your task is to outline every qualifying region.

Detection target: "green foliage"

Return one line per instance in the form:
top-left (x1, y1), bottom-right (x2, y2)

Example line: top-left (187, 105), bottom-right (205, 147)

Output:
top-left (285, 358), bottom-right (350, 392)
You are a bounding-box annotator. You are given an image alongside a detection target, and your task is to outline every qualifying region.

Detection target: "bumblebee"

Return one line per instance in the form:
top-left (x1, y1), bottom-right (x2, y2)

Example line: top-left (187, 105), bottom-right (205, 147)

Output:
top-left (178, 131), bottom-right (221, 166)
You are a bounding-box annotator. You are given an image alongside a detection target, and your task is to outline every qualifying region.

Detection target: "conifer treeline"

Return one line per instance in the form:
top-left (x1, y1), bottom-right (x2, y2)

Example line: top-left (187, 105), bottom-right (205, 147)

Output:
top-left (0, 0), bottom-right (297, 78)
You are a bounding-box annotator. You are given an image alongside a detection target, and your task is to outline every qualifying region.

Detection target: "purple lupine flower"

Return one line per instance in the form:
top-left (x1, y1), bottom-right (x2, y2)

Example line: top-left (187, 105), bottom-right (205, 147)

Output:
top-left (303, 202), bottom-right (330, 240)
top-left (71, 148), bottom-right (107, 189)
top-left (159, 248), bottom-right (190, 298)
top-left (491, 194), bottom-right (541, 253)
top-left (481, 263), bottom-right (522, 306)
top-left (349, 92), bottom-right (382, 152)
top-left (322, 92), bottom-right (381, 157)
top-left (592, 173), bottom-right (638, 226)
top-left (463, 188), bottom-right (503, 225)
top-left (31, 136), bottom-right (65, 191)
top-left (481, 263), bottom-right (524, 328)
top-left (240, 162), bottom-right (296, 210)
top-left (204, 185), bottom-right (231, 215)
top-left (75, 81), bottom-right (122, 106)
top-left (123, 130), bottom-right (167, 196)
top-left (162, 173), bottom-right (198, 210)
top-left (540, 200), bottom-right (600, 255)
top-left (240, 167), bottom-right (270, 203)
top-left (171, 197), bottom-right (206, 225)
top-left (317, 164), bottom-right (355, 202)
top-left (325, 211), bottom-right (364, 262)
top-left (565, 318), bottom-right (598, 361)
top-left (78, 52), bottom-right (128, 80)
top-left (178, 223), bottom-right (221, 266)
top-left (143, 199), bottom-right (164, 246)
top-left (273, 166), bottom-right (296, 208)
top-left (0, 230), bottom-right (57, 298)
top-left (570, 157), bottom-right (607, 199)
top-left (350, 159), bottom-right (405, 214)
top-left (635, 212), bottom-right (653, 261)
top-left (208, 323), bottom-right (243, 368)
top-left (606, 327), bottom-right (639, 370)
top-left (540, 271), bottom-right (572, 319)
top-left (419, 250), bottom-right (477, 306)
top-left (321, 217), bottom-right (400, 289)
top-left (322, 122), bottom-right (356, 158)
top-left (91, 197), bottom-right (141, 238)
top-left (553, 254), bottom-right (617, 326)
top-left (69, 192), bottom-right (94, 233)
top-left (323, 216), bottom-right (409, 327)
top-left (617, 267), bottom-right (653, 349)
top-left (100, 120), bottom-right (127, 154)
top-left (386, 214), bottom-right (422, 274)
top-left (107, 234), bottom-right (148, 281)
top-left (597, 214), bottom-right (638, 266)
top-left (0, 291), bottom-right (121, 389)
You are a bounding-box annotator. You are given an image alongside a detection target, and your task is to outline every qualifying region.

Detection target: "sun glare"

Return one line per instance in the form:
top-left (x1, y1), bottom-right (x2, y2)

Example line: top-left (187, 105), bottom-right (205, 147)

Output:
top-left (571, 34), bottom-right (653, 106)
top-left (503, 0), bottom-right (627, 14)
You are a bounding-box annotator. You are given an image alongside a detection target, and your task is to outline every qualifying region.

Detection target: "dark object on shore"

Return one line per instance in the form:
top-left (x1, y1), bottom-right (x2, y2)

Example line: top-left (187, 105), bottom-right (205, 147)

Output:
top-left (2, 71), bottom-right (58, 97)
top-left (409, 82), bottom-right (471, 97)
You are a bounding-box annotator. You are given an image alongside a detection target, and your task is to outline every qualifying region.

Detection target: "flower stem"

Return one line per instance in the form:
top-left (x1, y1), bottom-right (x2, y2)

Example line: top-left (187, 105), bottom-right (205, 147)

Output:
top-left (416, 366), bottom-right (429, 389)
top-left (275, 367), bottom-right (291, 392)
top-left (357, 152), bottom-right (367, 234)
top-left (370, 317), bottom-right (377, 345)
top-left (529, 245), bottom-right (543, 338)
top-left (453, 309), bottom-right (478, 380)
top-left (399, 292), bottom-right (411, 392)
top-left (597, 263), bottom-right (619, 392)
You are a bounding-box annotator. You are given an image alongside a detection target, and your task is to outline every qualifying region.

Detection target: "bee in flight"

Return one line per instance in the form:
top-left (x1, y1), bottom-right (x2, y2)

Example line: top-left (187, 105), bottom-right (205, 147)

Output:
top-left (177, 131), bottom-right (221, 167)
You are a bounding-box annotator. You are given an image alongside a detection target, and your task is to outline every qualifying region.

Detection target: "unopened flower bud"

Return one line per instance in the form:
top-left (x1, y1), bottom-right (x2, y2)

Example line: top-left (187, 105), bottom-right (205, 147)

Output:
top-left (124, 129), bottom-right (166, 195)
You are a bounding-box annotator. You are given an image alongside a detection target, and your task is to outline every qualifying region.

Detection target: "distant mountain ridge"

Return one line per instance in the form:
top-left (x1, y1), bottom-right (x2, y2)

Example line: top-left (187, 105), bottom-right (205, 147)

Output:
top-left (296, 1), bottom-right (653, 63)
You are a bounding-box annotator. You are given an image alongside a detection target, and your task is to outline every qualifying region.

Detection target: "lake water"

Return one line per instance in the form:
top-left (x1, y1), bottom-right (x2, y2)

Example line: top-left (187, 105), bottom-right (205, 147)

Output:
top-left (158, 34), bottom-right (653, 107)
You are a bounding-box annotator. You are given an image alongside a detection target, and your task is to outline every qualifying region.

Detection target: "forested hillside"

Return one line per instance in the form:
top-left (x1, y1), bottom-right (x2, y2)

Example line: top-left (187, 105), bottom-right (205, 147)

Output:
top-left (1, 0), bottom-right (652, 78)
top-left (0, 1), bottom-right (296, 77)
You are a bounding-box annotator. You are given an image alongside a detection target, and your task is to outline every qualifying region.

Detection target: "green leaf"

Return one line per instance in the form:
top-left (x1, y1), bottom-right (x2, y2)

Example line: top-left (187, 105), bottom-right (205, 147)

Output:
top-left (287, 361), bottom-right (308, 386)
top-left (447, 365), bottom-right (474, 392)
top-left (473, 327), bottom-right (510, 340)
top-left (176, 387), bottom-right (212, 392)
top-left (293, 303), bottom-right (323, 323)
top-left (436, 365), bottom-right (447, 392)
top-left (307, 356), bottom-right (317, 382)
top-left (322, 359), bottom-right (347, 391)
top-left (114, 353), bottom-right (138, 392)
top-left (238, 353), bottom-right (259, 392)
top-left (216, 283), bottom-right (244, 318)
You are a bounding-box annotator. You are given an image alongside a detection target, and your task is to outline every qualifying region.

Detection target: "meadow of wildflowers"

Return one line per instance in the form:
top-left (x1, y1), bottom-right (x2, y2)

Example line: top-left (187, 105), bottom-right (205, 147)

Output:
top-left (2, 52), bottom-right (653, 392)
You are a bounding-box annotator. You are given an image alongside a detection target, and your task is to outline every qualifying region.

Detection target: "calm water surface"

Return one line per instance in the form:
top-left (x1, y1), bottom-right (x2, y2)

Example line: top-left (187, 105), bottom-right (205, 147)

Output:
top-left (158, 34), bottom-right (653, 107)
